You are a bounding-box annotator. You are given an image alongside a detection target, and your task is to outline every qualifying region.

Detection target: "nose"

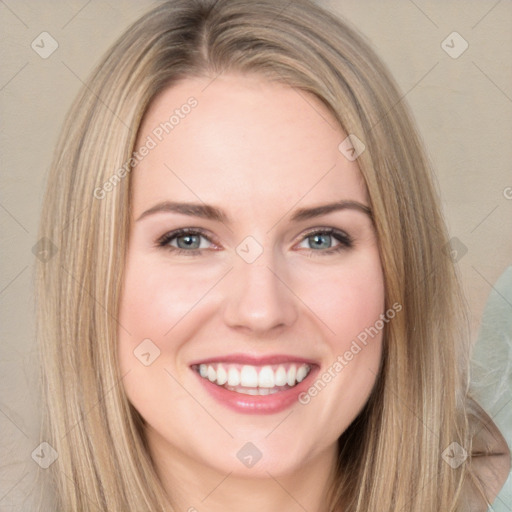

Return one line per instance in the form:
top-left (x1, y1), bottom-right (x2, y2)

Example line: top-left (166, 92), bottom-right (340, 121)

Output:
top-left (222, 250), bottom-right (299, 335)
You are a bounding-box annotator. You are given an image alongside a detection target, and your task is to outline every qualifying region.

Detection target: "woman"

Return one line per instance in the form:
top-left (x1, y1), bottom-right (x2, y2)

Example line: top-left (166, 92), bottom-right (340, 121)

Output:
top-left (35, 0), bottom-right (510, 510)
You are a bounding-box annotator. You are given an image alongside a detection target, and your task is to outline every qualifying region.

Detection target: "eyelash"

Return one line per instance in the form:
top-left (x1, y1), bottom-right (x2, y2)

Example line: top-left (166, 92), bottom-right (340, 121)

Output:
top-left (155, 227), bottom-right (353, 257)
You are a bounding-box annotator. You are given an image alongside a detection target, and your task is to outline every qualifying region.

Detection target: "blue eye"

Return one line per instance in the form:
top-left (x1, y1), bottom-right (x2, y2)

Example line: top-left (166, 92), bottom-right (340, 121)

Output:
top-left (297, 228), bottom-right (352, 255)
top-left (157, 228), bottom-right (214, 255)
top-left (174, 233), bottom-right (202, 250)
top-left (156, 227), bottom-right (352, 256)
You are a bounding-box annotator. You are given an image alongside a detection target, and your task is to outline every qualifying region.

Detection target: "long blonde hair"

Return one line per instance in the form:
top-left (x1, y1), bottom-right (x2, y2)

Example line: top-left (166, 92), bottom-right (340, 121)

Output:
top-left (35, 0), bottom-right (499, 510)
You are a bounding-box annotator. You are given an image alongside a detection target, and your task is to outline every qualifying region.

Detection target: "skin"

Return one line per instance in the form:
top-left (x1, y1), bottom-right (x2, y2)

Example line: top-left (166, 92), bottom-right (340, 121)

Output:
top-left (117, 73), bottom-right (385, 511)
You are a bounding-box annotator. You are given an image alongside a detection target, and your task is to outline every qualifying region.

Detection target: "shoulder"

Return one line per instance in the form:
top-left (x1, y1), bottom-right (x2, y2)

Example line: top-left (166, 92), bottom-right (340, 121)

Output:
top-left (463, 401), bottom-right (511, 511)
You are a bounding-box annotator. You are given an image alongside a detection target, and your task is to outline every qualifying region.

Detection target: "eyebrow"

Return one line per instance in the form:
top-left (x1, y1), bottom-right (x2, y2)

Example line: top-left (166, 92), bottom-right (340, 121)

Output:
top-left (136, 200), bottom-right (372, 223)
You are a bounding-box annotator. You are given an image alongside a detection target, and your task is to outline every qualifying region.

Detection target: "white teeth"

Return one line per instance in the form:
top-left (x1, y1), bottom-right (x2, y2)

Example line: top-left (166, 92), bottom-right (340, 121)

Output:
top-left (207, 366), bottom-right (216, 382)
top-left (227, 366), bottom-right (240, 386)
top-left (258, 366), bottom-right (275, 388)
top-left (287, 365), bottom-right (296, 386)
top-left (196, 362), bottom-right (312, 391)
top-left (275, 366), bottom-right (287, 387)
top-left (240, 365), bottom-right (258, 387)
top-left (216, 364), bottom-right (228, 386)
top-left (296, 365), bottom-right (309, 383)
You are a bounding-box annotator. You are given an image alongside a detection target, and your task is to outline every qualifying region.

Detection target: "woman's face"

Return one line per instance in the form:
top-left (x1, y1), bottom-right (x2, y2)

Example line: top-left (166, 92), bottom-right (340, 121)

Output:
top-left (118, 73), bottom-right (385, 482)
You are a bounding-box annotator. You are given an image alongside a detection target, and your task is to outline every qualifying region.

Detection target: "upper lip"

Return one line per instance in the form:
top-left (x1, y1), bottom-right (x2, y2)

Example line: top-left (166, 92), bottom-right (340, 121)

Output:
top-left (189, 353), bottom-right (318, 367)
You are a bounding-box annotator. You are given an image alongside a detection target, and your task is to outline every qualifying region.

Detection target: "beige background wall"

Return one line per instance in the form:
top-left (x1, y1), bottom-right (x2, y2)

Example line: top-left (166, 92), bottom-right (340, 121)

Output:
top-left (1, 1), bottom-right (511, 509)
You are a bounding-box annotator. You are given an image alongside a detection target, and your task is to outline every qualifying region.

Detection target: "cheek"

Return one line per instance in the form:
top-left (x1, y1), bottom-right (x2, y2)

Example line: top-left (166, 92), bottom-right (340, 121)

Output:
top-left (116, 254), bottom-right (213, 427)
top-left (300, 253), bottom-right (385, 347)
top-left (293, 254), bottom-right (385, 434)
top-left (118, 254), bottom-right (217, 345)
top-left (117, 255), bottom-right (201, 394)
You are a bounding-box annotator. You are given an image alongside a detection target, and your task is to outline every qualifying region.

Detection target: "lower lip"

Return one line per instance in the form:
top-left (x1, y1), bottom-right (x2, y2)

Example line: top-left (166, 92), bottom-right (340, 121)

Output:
top-left (192, 367), bottom-right (319, 414)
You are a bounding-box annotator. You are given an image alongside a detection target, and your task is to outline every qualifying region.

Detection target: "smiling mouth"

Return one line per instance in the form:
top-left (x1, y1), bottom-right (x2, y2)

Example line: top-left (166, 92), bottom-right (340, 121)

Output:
top-left (192, 362), bottom-right (312, 395)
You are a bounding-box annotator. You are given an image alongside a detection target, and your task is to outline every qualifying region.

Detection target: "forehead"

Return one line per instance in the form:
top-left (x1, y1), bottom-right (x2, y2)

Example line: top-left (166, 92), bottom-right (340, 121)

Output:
top-left (131, 73), bottom-right (367, 217)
